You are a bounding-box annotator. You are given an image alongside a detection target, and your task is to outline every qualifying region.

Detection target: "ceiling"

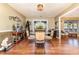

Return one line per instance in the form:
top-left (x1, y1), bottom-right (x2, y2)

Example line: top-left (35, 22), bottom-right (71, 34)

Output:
top-left (62, 6), bottom-right (79, 17)
top-left (8, 3), bottom-right (73, 18)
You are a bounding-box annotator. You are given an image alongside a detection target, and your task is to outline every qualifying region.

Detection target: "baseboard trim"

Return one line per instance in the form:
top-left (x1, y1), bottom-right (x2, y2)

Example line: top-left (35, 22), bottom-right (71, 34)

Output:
top-left (0, 30), bottom-right (13, 32)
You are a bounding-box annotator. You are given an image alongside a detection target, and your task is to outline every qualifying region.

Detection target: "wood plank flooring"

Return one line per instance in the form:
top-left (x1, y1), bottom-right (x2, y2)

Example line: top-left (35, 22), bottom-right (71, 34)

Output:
top-left (0, 36), bottom-right (79, 55)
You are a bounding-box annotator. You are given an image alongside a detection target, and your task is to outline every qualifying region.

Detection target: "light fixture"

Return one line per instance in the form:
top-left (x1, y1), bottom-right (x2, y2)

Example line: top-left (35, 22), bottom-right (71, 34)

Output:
top-left (37, 4), bottom-right (44, 11)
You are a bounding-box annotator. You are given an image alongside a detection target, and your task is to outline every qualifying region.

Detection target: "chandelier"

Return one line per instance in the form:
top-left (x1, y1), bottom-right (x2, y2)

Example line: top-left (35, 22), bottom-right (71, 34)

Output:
top-left (37, 4), bottom-right (44, 11)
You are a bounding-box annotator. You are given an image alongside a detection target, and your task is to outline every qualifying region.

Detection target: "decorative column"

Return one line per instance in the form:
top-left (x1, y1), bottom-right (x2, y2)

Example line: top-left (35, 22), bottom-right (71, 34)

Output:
top-left (59, 17), bottom-right (61, 44)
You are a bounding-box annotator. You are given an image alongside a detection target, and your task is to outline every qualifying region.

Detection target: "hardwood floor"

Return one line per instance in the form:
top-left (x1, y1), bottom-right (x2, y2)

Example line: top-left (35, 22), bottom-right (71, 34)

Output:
top-left (0, 36), bottom-right (79, 55)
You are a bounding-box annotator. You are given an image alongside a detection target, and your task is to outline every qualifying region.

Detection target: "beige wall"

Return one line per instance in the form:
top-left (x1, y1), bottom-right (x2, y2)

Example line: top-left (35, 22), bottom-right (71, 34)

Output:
top-left (0, 3), bottom-right (26, 32)
top-left (26, 17), bottom-right (55, 29)
top-left (48, 17), bottom-right (55, 29)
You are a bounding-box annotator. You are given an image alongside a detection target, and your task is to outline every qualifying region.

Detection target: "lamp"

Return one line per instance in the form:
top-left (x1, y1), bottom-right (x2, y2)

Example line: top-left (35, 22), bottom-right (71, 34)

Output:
top-left (37, 4), bottom-right (44, 11)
